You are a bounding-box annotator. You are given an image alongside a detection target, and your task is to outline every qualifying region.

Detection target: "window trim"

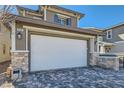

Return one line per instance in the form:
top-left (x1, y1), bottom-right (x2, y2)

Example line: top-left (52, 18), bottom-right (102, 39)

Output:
top-left (107, 29), bottom-right (112, 39)
top-left (54, 13), bottom-right (71, 26)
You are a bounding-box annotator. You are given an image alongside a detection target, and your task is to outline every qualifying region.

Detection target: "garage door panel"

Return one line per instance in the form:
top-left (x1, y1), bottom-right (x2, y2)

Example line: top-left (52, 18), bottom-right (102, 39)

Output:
top-left (31, 35), bottom-right (87, 72)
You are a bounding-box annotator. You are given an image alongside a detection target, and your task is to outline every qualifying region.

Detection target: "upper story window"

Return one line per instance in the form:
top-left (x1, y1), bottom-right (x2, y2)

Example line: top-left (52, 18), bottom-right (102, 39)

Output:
top-left (54, 14), bottom-right (71, 26)
top-left (107, 29), bottom-right (112, 39)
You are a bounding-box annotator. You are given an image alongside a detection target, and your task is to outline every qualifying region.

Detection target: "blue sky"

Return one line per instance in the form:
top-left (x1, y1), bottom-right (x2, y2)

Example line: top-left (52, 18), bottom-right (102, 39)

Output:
top-left (21, 5), bottom-right (124, 29)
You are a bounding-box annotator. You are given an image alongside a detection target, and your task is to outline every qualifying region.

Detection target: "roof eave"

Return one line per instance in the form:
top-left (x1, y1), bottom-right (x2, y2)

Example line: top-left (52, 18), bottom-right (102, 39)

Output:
top-left (13, 15), bottom-right (101, 36)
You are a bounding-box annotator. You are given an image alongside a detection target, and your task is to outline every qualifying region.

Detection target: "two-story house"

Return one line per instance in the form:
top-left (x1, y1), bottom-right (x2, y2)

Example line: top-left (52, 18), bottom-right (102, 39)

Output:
top-left (0, 5), bottom-right (102, 73)
top-left (99, 23), bottom-right (124, 55)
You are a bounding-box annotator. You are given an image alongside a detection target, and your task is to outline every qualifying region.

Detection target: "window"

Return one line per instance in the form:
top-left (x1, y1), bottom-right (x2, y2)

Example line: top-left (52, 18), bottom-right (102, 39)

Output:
top-left (105, 47), bottom-right (111, 53)
top-left (54, 14), bottom-right (59, 23)
top-left (54, 14), bottom-right (71, 26)
top-left (107, 29), bottom-right (112, 39)
top-left (66, 18), bottom-right (71, 26)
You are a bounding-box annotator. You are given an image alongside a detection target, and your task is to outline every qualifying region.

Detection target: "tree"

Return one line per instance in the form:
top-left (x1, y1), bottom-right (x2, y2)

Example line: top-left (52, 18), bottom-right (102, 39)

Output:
top-left (0, 5), bottom-right (15, 24)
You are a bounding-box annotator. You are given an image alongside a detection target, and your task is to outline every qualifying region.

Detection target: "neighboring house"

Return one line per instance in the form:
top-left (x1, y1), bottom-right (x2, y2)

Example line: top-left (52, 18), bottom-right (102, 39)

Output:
top-left (99, 23), bottom-right (124, 54)
top-left (82, 27), bottom-right (103, 52)
top-left (0, 23), bottom-right (11, 63)
top-left (1, 5), bottom-right (102, 73)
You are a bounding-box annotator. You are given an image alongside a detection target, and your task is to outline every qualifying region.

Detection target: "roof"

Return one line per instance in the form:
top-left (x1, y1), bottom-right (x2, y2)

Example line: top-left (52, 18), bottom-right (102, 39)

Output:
top-left (16, 5), bottom-right (39, 13)
top-left (104, 22), bottom-right (124, 31)
top-left (16, 5), bottom-right (84, 20)
top-left (99, 41), bottom-right (114, 46)
top-left (13, 15), bottom-right (102, 36)
top-left (42, 5), bottom-right (85, 20)
top-left (82, 27), bottom-right (103, 32)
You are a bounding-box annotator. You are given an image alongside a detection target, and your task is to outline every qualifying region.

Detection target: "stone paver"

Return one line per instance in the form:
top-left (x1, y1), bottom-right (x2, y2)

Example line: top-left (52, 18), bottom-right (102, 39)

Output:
top-left (1, 67), bottom-right (124, 88)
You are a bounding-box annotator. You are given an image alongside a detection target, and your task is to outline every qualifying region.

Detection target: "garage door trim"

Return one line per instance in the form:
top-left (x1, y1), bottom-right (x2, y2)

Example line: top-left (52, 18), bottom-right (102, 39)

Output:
top-left (29, 32), bottom-right (88, 72)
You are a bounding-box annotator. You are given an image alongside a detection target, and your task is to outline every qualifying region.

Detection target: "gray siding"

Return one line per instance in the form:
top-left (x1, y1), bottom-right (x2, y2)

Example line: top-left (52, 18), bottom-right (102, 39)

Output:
top-left (103, 25), bottom-right (124, 43)
top-left (110, 42), bottom-right (124, 53)
top-left (103, 25), bottom-right (124, 54)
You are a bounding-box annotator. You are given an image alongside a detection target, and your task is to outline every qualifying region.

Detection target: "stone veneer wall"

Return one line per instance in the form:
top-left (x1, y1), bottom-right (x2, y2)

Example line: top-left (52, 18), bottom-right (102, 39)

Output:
top-left (89, 53), bottom-right (119, 71)
top-left (97, 57), bottom-right (119, 71)
top-left (11, 52), bottom-right (29, 73)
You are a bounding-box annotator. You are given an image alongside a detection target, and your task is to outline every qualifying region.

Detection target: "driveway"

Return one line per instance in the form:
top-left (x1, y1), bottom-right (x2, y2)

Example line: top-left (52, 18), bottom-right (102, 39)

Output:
top-left (1, 67), bottom-right (124, 88)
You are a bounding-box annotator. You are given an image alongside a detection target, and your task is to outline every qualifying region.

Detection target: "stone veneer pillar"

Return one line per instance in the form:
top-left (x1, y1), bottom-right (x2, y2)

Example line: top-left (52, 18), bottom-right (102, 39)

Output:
top-left (11, 51), bottom-right (29, 73)
top-left (89, 52), bottom-right (99, 66)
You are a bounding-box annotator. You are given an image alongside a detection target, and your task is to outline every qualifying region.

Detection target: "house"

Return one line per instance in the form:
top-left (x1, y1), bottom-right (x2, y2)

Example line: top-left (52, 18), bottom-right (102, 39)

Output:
top-left (1, 5), bottom-right (102, 73)
top-left (0, 23), bottom-right (11, 63)
top-left (99, 23), bottom-right (124, 55)
top-left (0, 22), bottom-right (11, 73)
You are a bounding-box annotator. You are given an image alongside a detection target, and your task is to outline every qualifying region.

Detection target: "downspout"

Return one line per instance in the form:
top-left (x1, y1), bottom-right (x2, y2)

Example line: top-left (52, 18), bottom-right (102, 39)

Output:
top-left (97, 35), bottom-right (100, 54)
top-left (76, 15), bottom-right (80, 27)
top-left (11, 20), bottom-right (16, 51)
top-left (43, 6), bottom-right (47, 21)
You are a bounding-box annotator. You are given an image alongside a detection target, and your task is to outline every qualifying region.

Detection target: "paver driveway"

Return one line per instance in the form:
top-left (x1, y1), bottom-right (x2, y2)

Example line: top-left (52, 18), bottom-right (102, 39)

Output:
top-left (1, 67), bottom-right (124, 88)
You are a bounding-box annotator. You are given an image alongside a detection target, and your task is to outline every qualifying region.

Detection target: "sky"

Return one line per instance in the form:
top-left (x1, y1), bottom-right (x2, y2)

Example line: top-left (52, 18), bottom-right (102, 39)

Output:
top-left (20, 5), bottom-right (124, 29)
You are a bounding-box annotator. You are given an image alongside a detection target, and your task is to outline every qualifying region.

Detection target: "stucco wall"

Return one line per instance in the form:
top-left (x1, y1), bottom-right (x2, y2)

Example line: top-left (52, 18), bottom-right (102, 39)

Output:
top-left (0, 24), bottom-right (11, 63)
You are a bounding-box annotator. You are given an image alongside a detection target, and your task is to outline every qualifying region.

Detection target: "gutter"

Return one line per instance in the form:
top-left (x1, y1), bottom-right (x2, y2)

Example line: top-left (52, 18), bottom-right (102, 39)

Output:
top-left (14, 15), bottom-right (102, 36)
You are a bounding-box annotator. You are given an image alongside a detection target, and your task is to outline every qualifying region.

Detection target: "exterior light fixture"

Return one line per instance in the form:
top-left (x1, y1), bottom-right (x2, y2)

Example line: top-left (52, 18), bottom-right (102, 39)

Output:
top-left (16, 28), bottom-right (24, 40)
top-left (17, 32), bottom-right (22, 40)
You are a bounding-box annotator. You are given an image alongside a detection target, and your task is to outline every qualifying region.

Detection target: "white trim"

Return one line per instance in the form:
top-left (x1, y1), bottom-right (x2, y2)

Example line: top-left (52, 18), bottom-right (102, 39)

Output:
top-left (23, 10), bottom-right (25, 16)
top-left (90, 38), bottom-right (95, 52)
top-left (26, 28), bottom-right (28, 50)
top-left (77, 17), bottom-right (79, 27)
top-left (107, 29), bottom-right (112, 39)
top-left (99, 56), bottom-right (119, 58)
top-left (97, 36), bottom-right (100, 53)
top-left (23, 26), bottom-right (95, 39)
top-left (57, 13), bottom-right (70, 18)
top-left (11, 50), bottom-right (29, 52)
top-left (99, 53), bottom-right (124, 56)
top-left (11, 21), bottom-right (16, 51)
top-left (44, 8), bottom-right (47, 21)
top-left (115, 41), bottom-right (124, 44)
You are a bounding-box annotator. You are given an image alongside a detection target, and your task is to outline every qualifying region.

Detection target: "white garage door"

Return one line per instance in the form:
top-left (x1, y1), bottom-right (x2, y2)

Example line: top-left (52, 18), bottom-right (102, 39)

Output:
top-left (31, 35), bottom-right (87, 72)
